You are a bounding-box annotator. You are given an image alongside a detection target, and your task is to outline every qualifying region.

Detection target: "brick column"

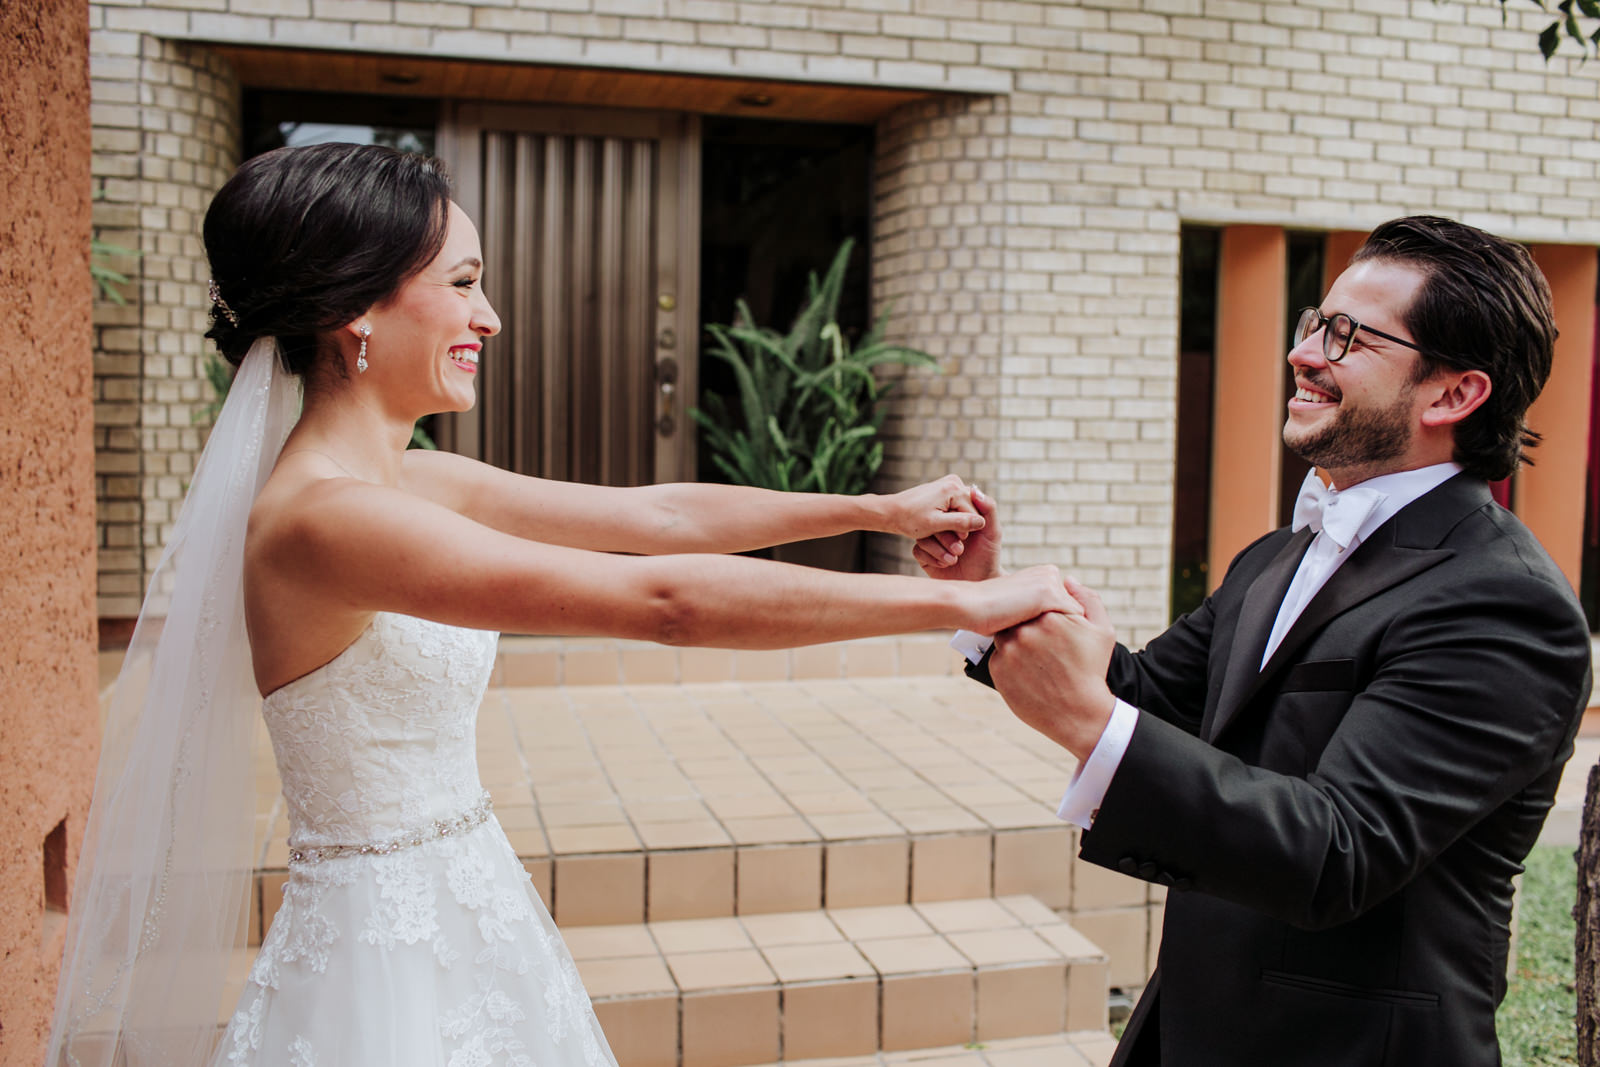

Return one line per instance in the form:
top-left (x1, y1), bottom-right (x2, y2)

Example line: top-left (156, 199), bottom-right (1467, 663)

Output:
top-left (871, 86), bottom-right (1181, 646)
top-left (91, 35), bottom-right (240, 621)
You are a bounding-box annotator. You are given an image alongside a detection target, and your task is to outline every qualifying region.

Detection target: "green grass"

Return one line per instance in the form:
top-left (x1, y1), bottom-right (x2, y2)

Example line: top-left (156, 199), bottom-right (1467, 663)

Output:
top-left (1499, 844), bottom-right (1579, 1066)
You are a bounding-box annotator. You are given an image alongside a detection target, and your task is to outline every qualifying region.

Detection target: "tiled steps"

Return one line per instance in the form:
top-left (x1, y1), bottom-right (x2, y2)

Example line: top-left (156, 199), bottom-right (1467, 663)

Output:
top-left (223, 895), bottom-right (1111, 1067)
top-left (571, 897), bottom-right (1109, 1067)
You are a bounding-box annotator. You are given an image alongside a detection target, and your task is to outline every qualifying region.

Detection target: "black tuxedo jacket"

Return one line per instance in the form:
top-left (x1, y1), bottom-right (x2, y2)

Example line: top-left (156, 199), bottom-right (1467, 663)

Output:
top-left (976, 474), bottom-right (1592, 1066)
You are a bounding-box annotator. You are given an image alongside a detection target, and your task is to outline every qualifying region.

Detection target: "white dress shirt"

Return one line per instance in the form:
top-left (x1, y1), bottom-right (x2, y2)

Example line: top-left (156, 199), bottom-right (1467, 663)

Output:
top-left (953, 461), bottom-right (1463, 830)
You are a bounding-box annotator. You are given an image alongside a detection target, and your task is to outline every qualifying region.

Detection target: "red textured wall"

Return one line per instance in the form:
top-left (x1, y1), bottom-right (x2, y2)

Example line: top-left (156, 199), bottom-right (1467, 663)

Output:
top-left (0, 0), bottom-right (98, 1062)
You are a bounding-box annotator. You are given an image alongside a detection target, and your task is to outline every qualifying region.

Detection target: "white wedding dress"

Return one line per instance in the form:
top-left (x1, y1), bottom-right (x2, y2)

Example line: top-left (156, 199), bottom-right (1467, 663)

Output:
top-left (215, 612), bottom-right (615, 1067)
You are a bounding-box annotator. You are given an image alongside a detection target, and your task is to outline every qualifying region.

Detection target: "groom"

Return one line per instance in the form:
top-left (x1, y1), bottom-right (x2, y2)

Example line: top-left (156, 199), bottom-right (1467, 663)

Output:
top-left (924, 216), bottom-right (1593, 1066)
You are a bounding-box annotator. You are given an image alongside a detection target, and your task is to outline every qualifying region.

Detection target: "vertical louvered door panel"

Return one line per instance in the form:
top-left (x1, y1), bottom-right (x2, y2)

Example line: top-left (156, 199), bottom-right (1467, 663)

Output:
top-left (438, 105), bottom-right (698, 486)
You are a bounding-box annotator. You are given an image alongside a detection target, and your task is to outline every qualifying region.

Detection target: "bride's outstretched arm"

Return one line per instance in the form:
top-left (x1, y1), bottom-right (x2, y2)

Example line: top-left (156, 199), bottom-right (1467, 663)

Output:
top-left (398, 449), bottom-right (982, 559)
top-left (249, 477), bottom-right (1075, 652)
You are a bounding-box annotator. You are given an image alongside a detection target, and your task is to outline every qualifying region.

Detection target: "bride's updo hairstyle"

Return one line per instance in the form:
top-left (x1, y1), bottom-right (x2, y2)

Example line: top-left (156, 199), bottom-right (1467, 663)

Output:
top-left (203, 142), bottom-right (452, 377)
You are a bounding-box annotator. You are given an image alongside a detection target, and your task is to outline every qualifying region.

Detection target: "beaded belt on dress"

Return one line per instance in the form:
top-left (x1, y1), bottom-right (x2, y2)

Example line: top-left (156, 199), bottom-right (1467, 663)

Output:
top-left (287, 791), bottom-right (494, 866)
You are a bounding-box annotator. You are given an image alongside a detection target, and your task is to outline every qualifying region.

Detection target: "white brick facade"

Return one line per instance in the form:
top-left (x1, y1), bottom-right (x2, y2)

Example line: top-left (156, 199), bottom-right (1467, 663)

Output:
top-left (89, 0), bottom-right (1600, 642)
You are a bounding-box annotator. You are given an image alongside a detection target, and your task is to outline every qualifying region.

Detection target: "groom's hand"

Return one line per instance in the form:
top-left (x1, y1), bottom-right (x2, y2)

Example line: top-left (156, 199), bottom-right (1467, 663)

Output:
top-left (990, 577), bottom-right (1117, 762)
top-left (914, 486), bottom-right (1003, 582)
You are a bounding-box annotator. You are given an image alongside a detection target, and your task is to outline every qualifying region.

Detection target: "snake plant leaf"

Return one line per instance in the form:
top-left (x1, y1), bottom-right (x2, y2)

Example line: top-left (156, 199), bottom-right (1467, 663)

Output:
top-left (786, 241), bottom-right (852, 367)
top-left (766, 414), bottom-right (795, 459)
top-left (857, 310), bottom-right (889, 351)
top-left (705, 325), bottom-right (771, 438)
top-left (692, 237), bottom-right (938, 495)
top-left (852, 343), bottom-right (940, 370)
top-left (814, 422), bottom-right (875, 471)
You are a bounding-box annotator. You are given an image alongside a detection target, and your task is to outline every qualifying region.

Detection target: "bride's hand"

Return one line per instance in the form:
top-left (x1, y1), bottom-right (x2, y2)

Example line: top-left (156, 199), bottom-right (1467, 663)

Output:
top-left (882, 475), bottom-right (985, 545)
top-left (959, 565), bottom-right (1080, 636)
top-left (915, 484), bottom-right (1002, 581)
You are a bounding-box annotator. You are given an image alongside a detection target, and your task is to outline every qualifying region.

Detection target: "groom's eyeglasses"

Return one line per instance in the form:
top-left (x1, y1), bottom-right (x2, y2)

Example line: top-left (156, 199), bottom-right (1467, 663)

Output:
top-left (1293, 307), bottom-right (1422, 364)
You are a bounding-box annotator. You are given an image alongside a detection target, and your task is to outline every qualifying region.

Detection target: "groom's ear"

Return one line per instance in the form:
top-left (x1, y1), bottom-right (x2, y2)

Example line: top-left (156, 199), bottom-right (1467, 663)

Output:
top-left (1419, 368), bottom-right (1491, 430)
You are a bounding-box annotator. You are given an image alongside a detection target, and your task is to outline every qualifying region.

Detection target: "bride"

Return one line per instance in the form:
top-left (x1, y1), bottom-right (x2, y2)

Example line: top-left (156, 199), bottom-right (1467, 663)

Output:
top-left (48, 143), bottom-right (1074, 1067)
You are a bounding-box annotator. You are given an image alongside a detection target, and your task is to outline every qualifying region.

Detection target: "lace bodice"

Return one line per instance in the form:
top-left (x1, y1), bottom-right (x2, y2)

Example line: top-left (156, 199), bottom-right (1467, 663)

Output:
top-left (262, 612), bottom-right (499, 850)
top-left (225, 611), bottom-right (613, 1067)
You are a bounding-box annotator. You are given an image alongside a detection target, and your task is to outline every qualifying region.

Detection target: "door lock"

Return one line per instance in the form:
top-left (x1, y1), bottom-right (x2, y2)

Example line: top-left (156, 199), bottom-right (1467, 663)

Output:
top-left (656, 357), bottom-right (679, 437)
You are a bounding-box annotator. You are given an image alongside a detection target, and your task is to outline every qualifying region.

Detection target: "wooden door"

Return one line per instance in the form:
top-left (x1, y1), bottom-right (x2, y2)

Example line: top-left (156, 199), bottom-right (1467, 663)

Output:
top-left (438, 104), bottom-right (700, 485)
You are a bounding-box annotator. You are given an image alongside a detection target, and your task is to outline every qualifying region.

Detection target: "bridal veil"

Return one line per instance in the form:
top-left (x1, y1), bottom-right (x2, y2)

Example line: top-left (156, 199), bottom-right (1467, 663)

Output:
top-left (48, 337), bottom-right (300, 1067)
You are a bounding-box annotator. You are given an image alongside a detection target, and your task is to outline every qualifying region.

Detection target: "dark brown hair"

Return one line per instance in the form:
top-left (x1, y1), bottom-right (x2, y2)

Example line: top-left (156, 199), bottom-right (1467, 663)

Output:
top-left (203, 143), bottom-right (452, 377)
top-left (1351, 216), bottom-right (1558, 482)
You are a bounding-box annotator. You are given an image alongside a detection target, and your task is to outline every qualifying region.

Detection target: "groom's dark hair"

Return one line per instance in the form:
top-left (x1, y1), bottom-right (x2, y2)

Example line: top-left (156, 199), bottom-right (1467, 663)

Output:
top-left (1351, 216), bottom-right (1557, 482)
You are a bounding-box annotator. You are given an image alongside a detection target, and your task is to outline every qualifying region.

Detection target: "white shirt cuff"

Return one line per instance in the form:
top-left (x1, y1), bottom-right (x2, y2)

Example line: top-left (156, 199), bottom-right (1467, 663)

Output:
top-left (1056, 698), bottom-right (1139, 830)
top-left (950, 629), bottom-right (994, 665)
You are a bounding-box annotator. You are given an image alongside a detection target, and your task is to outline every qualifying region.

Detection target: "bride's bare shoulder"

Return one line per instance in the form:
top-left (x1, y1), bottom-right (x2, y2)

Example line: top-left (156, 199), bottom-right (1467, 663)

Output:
top-left (245, 459), bottom-right (378, 692)
top-left (244, 454), bottom-right (403, 594)
top-left (249, 456), bottom-right (354, 544)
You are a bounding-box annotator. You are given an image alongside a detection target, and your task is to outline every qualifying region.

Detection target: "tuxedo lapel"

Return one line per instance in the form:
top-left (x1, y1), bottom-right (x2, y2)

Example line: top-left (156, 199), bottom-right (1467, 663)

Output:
top-left (1257, 531), bottom-right (1452, 680)
top-left (1204, 528), bottom-right (1312, 742)
top-left (1206, 475), bottom-right (1485, 743)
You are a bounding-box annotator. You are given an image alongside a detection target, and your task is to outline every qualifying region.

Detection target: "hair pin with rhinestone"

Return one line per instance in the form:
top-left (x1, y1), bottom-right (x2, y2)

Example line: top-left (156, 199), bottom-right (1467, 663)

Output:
top-left (207, 279), bottom-right (240, 327)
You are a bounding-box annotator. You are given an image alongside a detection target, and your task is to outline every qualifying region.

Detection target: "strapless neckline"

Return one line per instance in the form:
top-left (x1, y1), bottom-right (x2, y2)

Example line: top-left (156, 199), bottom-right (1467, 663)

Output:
top-left (261, 612), bottom-right (390, 704)
top-left (263, 612), bottom-right (493, 704)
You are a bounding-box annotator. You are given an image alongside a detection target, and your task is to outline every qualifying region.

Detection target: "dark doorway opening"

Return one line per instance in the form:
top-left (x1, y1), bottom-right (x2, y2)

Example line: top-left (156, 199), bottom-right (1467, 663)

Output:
top-left (1172, 226), bottom-right (1219, 621)
top-left (697, 116), bottom-right (873, 483)
top-left (1278, 231), bottom-right (1324, 525)
top-left (240, 90), bottom-right (438, 160)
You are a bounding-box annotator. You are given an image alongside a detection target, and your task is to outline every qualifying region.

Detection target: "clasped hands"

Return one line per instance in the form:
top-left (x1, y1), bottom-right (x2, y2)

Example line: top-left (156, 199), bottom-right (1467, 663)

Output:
top-left (912, 479), bottom-right (1118, 763)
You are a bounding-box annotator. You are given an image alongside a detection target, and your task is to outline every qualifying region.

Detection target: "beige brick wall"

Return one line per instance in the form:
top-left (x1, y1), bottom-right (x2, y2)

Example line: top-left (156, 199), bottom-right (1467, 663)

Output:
top-left (87, 0), bottom-right (1600, 640)
top-left (868, 93), bottom-right (1008, 577)
top-left (91, 33), bottom-right (239, 617)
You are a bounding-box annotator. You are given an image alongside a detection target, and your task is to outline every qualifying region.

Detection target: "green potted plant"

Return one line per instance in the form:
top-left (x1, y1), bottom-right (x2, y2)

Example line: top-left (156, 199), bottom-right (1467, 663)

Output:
top-left (692, 238), bottom-right (939, 570)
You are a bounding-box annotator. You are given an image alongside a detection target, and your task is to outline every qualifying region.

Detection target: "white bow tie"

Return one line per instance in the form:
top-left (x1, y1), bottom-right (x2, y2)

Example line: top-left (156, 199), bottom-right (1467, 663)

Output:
top-left (1290, 470), bottom-right (1386, 550)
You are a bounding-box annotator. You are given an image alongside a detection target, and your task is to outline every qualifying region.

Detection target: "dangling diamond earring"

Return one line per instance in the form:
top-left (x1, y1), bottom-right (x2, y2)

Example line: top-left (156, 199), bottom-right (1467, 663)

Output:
top-left (357, 324), bottom-right (371, 373)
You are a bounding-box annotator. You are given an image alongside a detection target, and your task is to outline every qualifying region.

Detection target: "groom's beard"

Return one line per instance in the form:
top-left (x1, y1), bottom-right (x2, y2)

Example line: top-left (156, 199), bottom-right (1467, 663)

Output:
top-left (1283, 374), bottom-right (1414, 473)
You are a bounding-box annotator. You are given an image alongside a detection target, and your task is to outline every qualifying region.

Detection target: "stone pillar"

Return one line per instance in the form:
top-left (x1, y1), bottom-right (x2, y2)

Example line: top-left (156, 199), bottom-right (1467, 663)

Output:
top-left (91, 34), bottom-right (240, 623)
top-left (0, 0), bottom-right (98, 1056)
